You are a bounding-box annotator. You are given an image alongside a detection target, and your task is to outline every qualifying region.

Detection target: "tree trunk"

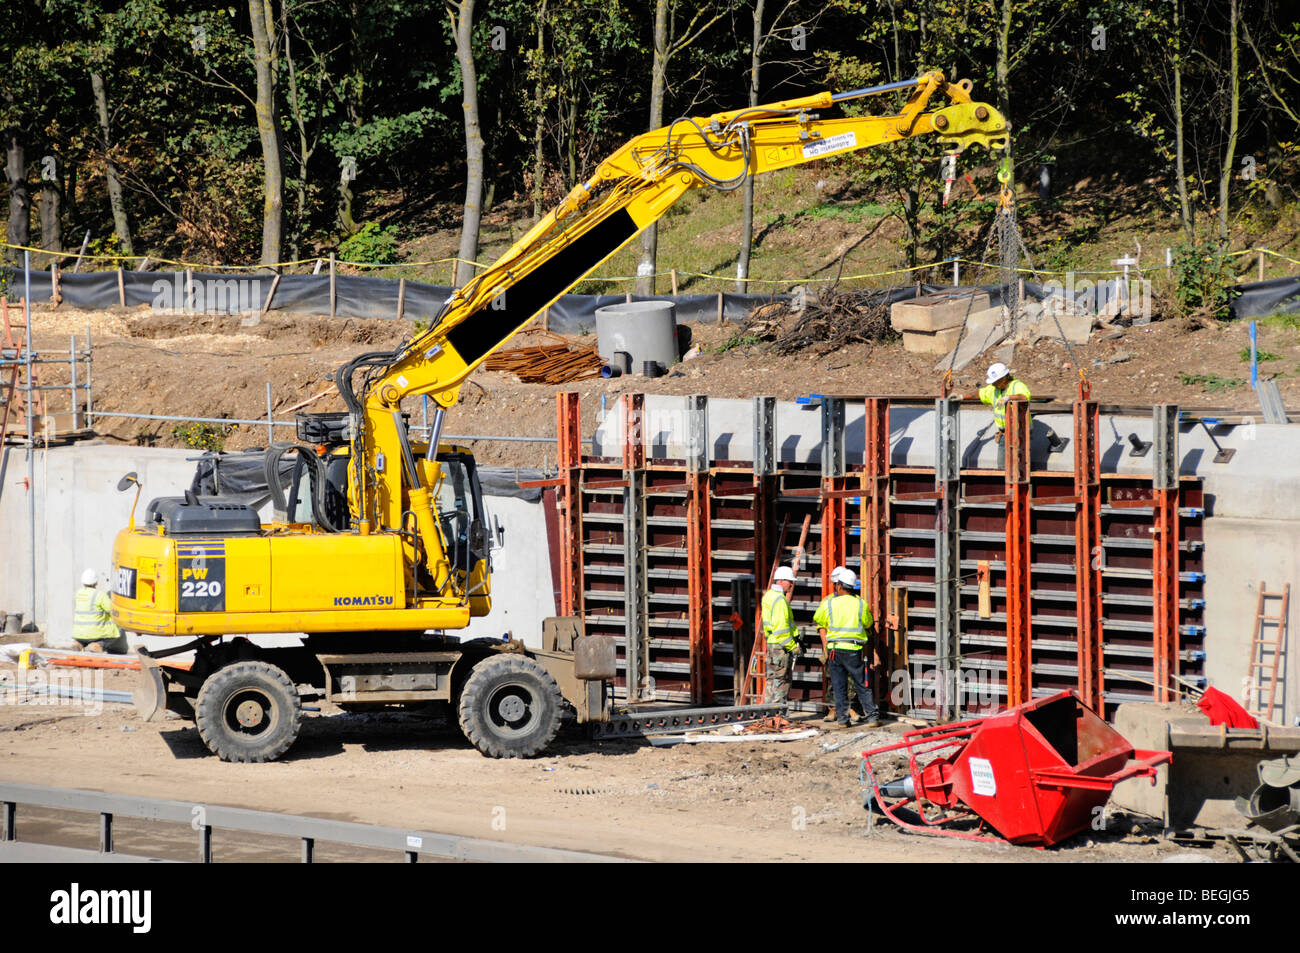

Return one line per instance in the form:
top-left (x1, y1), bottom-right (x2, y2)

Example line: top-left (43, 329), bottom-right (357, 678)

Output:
top-left (1172, 0), bottom-right (1193, 239)
top-left (736, 0), bottom-right (765, 293)
top-left (283, 6), bottom-right (312, 262)
top-left (531, 0), bottom-right (547, 221)
top-left (39, 179), bottom-right (62, 256)
top-left (1216, 0), bottom-right (1239, 246)
top-left (451, 0), bottom-right (484, 288)
top-left (994, 0), bottom-right (1015, 173)
top-left (4, 123), bottom-right (29, 251)
top-left (636, 0), bottom-right (669, 297)
top-left (90, 74), bottom-right (133, 256)
top-left (249, 0), bottom-right (284, 268)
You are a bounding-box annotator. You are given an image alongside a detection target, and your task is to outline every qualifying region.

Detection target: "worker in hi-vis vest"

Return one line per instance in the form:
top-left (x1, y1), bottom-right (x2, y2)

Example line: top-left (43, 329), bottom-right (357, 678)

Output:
top-left (73, 568), bottom-right (129, 654)
top-left (814, 566), bottom-right (881, 728)
top-left (963, 362), bottom-right (1067, 468)
top-left (762, 565), bottom-right (799, 704)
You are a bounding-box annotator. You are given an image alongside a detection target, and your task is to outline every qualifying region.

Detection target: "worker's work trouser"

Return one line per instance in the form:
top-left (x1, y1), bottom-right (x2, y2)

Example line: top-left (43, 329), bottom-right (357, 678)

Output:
top-left (827, 648), bottom-right (877, 723)
top-left (75, 631), bottom-right (129, 655)
top-left (765, 644), bottom-right (795, 704)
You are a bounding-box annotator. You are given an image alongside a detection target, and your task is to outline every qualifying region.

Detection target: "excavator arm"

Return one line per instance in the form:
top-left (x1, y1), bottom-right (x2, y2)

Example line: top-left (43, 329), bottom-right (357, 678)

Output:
top-left (338, 71), bottom-right (1007, 548)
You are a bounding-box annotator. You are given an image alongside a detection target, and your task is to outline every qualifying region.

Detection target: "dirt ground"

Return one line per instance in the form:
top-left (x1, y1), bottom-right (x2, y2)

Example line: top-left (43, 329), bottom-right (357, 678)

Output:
top-left (0, 662), bottom-right (1234, 863)
top-left (19, 300), bottom-right (1300, 469)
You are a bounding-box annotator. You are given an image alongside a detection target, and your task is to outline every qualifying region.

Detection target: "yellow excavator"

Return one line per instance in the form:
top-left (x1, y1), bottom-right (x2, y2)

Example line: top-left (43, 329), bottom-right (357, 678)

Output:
top-left (110, 72), bottom-right (1008, 761)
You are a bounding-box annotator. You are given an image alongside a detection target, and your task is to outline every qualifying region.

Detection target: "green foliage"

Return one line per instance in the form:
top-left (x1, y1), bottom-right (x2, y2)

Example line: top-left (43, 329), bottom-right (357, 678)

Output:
top-left (338, 222), bottom-right (401, 264)
top-left (713, 332), bottom-right (762, 354)
top-left (1178, 372), bottom-right (1246, 393)
top-left (1171, 241), bottom-right (1232, 317)
top-left (171, 421), bottom-right (233, 451)
top-left (1239, 347), bottom-right (1280, 363)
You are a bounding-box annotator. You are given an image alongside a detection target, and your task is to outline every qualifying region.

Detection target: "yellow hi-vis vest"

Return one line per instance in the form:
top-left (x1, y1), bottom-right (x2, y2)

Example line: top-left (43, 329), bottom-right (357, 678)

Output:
top-left (814, 593), bottom-right (873, 651)
top-left (761, 586), bottom-right (797, 649)
top-left (978, 378), bottom-right (1032, 431)
top-left (73, 586), bottom-right (118, 643)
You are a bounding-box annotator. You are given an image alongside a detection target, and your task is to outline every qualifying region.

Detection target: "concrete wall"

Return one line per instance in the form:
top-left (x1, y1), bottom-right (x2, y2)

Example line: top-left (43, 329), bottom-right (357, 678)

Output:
top-left (1203, 518), bottom-right (1299, 723)
top-left (0, 444), bottom-right (556, 651)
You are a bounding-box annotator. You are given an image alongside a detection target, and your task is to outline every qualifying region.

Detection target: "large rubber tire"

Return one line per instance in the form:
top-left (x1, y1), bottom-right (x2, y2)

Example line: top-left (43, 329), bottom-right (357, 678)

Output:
top-left (457, 654), bottom-right (563, 758)
top-left (195, 661), bottom-right (302, 763)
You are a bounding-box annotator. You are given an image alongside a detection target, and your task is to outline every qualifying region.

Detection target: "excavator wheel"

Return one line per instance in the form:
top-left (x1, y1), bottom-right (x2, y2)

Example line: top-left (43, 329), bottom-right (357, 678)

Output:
top-left (457, 654), bottom-right (563, 758)
top-left (195, 660), bottom-right (302, 763)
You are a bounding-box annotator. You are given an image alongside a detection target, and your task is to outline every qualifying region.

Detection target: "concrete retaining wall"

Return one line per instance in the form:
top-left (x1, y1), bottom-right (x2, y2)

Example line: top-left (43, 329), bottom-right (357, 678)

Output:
top-left (0, 443), bottom-right (555, 651)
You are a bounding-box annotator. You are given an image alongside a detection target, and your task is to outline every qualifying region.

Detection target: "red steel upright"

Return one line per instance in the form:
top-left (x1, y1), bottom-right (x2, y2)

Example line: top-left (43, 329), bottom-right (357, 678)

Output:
top-left (1151, 403), bottom-right (1181, 701)
top-left (861, 398), bottom-right (891, 703)
top-left (1072, 399), bottom-right (1104, 711)
top-left (556, 392), bottom-right (583, 618)
top-left (1004, 400), bottom-right (1032, 708)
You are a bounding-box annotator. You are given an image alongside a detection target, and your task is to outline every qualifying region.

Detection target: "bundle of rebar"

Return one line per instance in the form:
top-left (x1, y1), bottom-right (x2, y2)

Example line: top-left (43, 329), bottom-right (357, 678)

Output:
top-left (484, 332), bottom-right (605, 384)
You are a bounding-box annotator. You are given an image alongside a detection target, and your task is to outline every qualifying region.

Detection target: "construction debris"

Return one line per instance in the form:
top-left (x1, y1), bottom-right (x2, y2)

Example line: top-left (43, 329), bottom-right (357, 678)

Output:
top-left (648, 727), bottom-right (819, 746)
top-left (483, 330), bottom-right (605, 384)
top-left (743, 287), bottom-right (894, 356)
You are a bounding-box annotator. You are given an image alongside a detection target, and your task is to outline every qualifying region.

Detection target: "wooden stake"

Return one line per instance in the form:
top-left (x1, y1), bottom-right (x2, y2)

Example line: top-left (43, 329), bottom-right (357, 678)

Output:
top-left (261, 272), bottom-right (282, 314)
top-left (542, 306), bottom-right (549, 333)
top-left (185, 268), bottom-right (195, 312)
top-left (717, 291), bottom-right (724, 324)
top-left (670, 269), bottom-right (678, 295)
top-left (72, 230), bottom-right (90, 273)
top-left (397, 277), bottom-right (407, 320)
top-left (117, 267), bottom-right (125, 308)
top-left (136, 256), bottom-right (150, 272)
top-left (1259, 251), bottom-right (1265, 282)
top-left (51, 264), bottom-right (60, 307)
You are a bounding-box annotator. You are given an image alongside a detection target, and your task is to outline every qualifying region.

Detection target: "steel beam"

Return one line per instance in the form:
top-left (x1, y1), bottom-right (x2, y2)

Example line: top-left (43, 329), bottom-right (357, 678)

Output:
top-left (1152, 403), bottom-right (1181, 701)
top-left (685, 395), bottom-right (712, 704)
top-left (1004, 399), bottom-right (1032, 709)
top-left (1073, 399), bottom-right (1104, 711)
top-left (556, 393), bottom-right (583, 617)
top-left (934, 397), bottom-right (961, 720)
top-left (820, 396), bottom-right (847, 595)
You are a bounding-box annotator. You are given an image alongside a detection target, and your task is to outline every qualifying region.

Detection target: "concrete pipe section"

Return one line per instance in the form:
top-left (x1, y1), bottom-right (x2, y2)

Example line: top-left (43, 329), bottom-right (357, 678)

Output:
top-left (595, 300), bottom-right (678, 376)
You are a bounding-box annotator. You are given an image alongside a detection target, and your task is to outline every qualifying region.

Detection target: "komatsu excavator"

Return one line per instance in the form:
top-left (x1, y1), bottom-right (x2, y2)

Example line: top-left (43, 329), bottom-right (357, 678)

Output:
top-left (111, 72), bottom-right (1008, 762)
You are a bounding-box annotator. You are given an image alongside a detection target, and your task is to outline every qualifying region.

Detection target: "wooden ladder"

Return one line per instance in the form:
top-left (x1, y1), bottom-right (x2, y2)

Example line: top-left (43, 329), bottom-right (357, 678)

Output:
top-left (1246, 582), bottom-right (1290, 723)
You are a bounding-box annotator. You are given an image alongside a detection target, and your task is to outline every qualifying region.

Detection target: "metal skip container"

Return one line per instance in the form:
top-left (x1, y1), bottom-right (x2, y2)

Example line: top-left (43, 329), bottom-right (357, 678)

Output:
top-left (595, 300), bottom-right (678, 376)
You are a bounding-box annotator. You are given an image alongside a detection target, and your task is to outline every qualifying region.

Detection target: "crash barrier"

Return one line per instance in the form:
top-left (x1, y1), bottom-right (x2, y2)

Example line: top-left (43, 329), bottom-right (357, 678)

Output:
top-left (0, 781), bottom-right (623, 863)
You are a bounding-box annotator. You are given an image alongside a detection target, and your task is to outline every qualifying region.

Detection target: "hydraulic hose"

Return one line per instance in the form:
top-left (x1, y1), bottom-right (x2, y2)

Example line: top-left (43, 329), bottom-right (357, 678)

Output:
top-left (263, 442), bottom-right (345, 533)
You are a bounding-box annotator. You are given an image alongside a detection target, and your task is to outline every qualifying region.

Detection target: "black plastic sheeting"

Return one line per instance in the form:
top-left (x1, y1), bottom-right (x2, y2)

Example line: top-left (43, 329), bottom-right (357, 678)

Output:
top-left (3, 266), bottom-right (1152, 332)
top-left (1229, 276), bottom-right (1300, 320)
top-left (187, 448), bottom-right (546, 506)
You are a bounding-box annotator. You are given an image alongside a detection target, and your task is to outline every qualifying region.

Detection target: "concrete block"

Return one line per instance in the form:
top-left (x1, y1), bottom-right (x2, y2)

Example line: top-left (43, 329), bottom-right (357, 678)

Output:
top-left (902, 326), bottom-right (964, 355)
top-left (932, 306), bottom-right (1007, 371)
top-left (1037, 312), bottom-right (1093, 345)
top-left (891, 291), bottom-right (991, 332)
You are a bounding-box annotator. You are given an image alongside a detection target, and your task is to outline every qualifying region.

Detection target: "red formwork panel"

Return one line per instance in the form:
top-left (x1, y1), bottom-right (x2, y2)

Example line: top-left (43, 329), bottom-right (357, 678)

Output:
top-left (557, 395), bottom-right (1204, 719)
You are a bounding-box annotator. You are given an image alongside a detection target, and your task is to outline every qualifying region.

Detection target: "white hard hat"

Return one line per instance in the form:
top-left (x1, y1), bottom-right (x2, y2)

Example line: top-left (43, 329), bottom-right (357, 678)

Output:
top-left (773, 566), bottom-right (796, 583)
top-left (81, 568), bottom-right (98, 587)
top-left (986, 362), bottom-right (1010, 385)
top-left (831, 566), bottom-right (859, 589)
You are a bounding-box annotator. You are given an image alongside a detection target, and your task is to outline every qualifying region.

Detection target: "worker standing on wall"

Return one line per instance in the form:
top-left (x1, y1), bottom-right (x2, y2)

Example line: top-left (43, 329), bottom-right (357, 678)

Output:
top-left (73, 569), bottom-right (129, 654)
top-left (762, 566), bottom-right (799, 705)
top-left (964, 362), bottom-right (1067, 468)
top-left (814, 566), bottom-right (881, 728)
